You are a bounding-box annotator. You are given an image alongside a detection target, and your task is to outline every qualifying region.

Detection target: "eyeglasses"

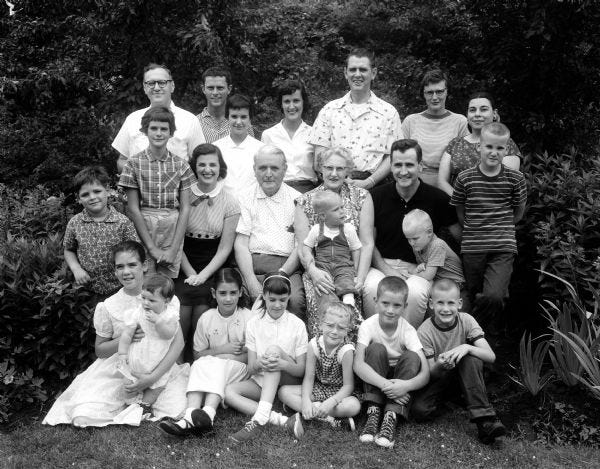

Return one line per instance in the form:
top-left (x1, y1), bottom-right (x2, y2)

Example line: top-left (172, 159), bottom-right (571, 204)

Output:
top-left (322, 165), bottom-right (347, 173)
top-left (144, 80), bottom-right (173, 89)
top-left (424, 88), bottom-right (446, 97)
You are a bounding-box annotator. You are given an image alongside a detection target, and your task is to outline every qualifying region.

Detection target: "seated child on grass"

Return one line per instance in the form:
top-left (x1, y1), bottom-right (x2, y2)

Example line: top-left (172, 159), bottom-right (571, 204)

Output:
top-left (160, 268), bottom-right (254, 437)
top-left (119, 106), bottom-right (196, 279)
top-left (412, 278), bottom-right (505, 444)
top-left (353, 277), bottom-right (429, 449)
top-left (224, 273), bottom-right (307, 443)
top-left (279, 302), bottom-right (361, 431)
top-left (64, 165), bottom-right (138, 298)
top-left (117, 274), bottom-right (180, 417)
top-left (302, 190), bottom-right (362, 310)
top-left (450, 122), bottom-right (527, 331)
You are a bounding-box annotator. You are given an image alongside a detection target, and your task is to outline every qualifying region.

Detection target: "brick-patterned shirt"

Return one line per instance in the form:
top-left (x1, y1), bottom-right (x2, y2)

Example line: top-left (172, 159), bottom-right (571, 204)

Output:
top-left (119, 148), bottom-right (196, 209)
top-left (63, 206), bottom-right (139, 294)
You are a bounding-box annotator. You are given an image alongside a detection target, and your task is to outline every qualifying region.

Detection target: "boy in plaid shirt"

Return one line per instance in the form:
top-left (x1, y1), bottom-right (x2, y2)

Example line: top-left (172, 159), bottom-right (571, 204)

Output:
top-left (119, 107), bottom-right (196, 278)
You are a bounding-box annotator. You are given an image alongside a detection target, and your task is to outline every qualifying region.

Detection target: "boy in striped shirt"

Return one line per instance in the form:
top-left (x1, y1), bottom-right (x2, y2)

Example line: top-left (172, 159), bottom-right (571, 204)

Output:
top-left (450, 123), bottom-right (526, 333)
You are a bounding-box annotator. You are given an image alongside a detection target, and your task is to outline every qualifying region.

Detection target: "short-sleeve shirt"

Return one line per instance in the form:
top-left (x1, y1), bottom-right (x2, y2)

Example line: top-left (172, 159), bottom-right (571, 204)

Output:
top-left (309, 92), bottom-right (403, 172)
top-left (401, 111), bottom-right (468, 171)
top-left (186, 183), bottom-right (240, 238)
top-left (310, 336), bottom-right (355, 363)
top-left (197, 107), bottom-right (255, 143)
top-left (245, 311), bottom-right (308, 373)
top-left (193, 307), bottom-right (254, 353)
top-left (118, 148), bottom-right (196, 209)
top-left (371, 181), bottom-right (457, 262)
top-left (414, 234), bottom-right (464, 284)
top-left (93, 288), bottom-right (141, 338)
top-left (214, 135), bottom-right (264, 199)
top-left (236, 183), bottom-right (300, 256)
top-left (417, 313), bottom-right (484, 360)
top-left (261, 121), bottom-right (317, 183)
top-left (112, 102), bottom-right (204, 162)
top-left (451, 166), bottom-right (527, 253)
top-left (304, 222), bottom-right (362, 251)
top-left (357, 314), bottom-right (423, 366)
top-left (64, 206), bottom-right (139, 294)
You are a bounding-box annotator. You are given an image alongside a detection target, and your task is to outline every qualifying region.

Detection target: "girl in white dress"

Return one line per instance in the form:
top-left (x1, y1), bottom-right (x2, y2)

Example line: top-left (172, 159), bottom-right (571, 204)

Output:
top-left (117, 274), bottom-right (180, 416)
top-left (43, 241), bottom-right (188, 427)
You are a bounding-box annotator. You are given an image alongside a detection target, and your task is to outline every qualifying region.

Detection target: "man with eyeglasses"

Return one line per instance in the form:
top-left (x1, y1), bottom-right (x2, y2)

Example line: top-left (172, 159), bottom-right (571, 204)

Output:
top-left (401, 69), bottom-right (468, 187)
top-left (113, 63), bottom-right (205, 173)
top-left (309, 48), bottom-right (402, 190)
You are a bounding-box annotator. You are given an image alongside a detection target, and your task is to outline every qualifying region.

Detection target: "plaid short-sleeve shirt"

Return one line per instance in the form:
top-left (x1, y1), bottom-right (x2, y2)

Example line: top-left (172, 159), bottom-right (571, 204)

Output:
top-left (118, 148), bottom-right (196, 209)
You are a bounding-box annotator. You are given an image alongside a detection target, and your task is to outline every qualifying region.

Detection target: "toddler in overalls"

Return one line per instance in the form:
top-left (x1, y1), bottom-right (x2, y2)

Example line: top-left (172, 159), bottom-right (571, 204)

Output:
top-left (302, 190), bottom-right (362, 313)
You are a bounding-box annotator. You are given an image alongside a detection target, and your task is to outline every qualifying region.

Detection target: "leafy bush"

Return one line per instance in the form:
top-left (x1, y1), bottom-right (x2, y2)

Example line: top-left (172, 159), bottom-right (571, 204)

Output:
top-left (509, 332), bottom-right (554, 397)
top-left (533, 400), bottom-right (600, 446)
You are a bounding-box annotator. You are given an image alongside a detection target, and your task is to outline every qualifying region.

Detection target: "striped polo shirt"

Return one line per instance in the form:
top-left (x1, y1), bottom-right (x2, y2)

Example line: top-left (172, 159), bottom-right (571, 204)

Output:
top-left (450, 166), bottom-right (527, 253)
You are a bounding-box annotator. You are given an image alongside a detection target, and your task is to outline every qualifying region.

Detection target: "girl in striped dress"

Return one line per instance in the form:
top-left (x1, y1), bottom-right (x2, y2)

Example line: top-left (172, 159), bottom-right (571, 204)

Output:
top-left (279, 302), bottom-right (361, 430)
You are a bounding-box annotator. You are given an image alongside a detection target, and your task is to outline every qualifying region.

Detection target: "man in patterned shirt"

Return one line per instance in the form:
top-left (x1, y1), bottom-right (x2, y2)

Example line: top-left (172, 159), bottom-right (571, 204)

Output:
top-left (234, 145), bottom-right (305, 318)
top-left (309, 48), bottom-right (402, 190)
top-left (196, 67), bottom-right (255, 143)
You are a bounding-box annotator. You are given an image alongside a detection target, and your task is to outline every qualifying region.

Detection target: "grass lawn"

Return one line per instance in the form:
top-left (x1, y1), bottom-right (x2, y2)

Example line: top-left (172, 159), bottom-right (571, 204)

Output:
top-left (2, 405), bottom-right (599, 469)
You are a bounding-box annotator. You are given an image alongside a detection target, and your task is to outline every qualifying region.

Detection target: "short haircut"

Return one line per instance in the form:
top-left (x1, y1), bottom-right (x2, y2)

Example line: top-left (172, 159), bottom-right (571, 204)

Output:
top-left (430, 278), bottom-right (460, 299)
top-left (276, 79), bottom-right (310, 118)
top-left (226, 94), bottom-right (253, 118)
top-left (468, 90), bottom-right (495, 109)
top-left (376, 276), bottom-right (408, 300)
top-left (312, 190), bottom-right (341, 215)
top-left (420, 68), bottom-right (447, 93)
top-left (189, 143), bottom-right (227, 179)
top-left (402, 209), bottom-right (433, 233)
top-left (73, 165), bottom-right (111, 192)
top-left (346, 48), bottom-right (375, 68)
top-left (481, 122), bottom-right (510, 140)
top-left (202, 66), bottom-right (232, 86)
top-left (112, 240), bottom-right (146, 264)
top-left (321, 301), bottom-right (354, 328)
top-left (212, 267), bottom-right (250, 309)
top-left (143, 273), bottom-right (175, 300)
top-left (140, 106), bottom-right (176, 135)
top-left (317, 146), bottom-right (355, 172)
top-left (255, 145), bottom-right (286, 167)
top-left (390, 139), bottom-right (422, 163)
top-left (143, 63), bottom-right (172, 79)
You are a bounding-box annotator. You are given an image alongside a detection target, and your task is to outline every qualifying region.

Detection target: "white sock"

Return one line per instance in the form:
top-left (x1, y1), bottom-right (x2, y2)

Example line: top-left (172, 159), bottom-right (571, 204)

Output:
top-left (175, 407), bottom-right (195, 427)
top-left (202, 405), bottom-right (216, 423)
top-left (313, 402), bottom-right (334, 423)
top-left (342, 293), bottom-right (355, 306)
top-left (252, 400), bottom-right (272, 425)
top-left (268, 411), bottom-right (288, 426)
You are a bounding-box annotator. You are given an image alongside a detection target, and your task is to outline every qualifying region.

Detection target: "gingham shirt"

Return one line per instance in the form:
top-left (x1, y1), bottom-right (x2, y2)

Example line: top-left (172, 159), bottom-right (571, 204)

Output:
top-left (197, 107), bottom-right (255, 143)
top-left (118, 148), bottom-right (196, 209)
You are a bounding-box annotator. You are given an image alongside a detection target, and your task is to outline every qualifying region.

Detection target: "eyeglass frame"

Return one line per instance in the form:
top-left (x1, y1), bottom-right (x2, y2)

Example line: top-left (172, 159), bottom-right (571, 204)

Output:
top-left (143, 80), bottom-right (173, 89)
top-left (424, 88), bottom-right (447, 98)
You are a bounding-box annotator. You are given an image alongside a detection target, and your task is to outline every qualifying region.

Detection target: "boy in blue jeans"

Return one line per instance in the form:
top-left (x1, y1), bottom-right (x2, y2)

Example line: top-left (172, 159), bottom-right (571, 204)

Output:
top-left (353, 276), bottom-right (429, 448)
top-left (64, 165), bottom-right (138, 298)
top-left (119, 107), bottom-right (196, 278)
top-left (413, 279), bottom-right (505, 444)
top-left (450, 122), bottom-right (526, 332)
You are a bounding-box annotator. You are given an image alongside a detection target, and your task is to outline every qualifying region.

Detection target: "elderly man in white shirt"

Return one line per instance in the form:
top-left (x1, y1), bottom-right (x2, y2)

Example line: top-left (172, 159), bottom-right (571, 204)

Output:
top-left (113, 63), bottom-right (204, 173)
top-left (234, 145), bottom-right (305, 318)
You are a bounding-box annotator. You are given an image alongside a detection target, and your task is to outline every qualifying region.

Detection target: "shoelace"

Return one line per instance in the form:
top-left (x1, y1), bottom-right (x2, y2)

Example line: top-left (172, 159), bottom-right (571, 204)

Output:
top-left (379, 414), bottom-right (396, 437)
top-left (244, 420), bottom-right (258, 432)
top-left (363, 408), bottom-right (380, 433)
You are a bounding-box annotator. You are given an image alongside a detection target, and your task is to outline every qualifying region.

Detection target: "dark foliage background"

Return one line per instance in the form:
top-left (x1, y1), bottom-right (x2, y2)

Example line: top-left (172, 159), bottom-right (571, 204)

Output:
top-left (1, 0), bottom-right (599, 421)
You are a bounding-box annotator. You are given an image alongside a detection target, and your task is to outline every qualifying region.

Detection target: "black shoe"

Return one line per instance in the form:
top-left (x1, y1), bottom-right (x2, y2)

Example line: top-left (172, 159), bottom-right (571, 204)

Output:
top-left (477, 418), bottom-right (506, 444)
top-left (159, 418), bottom-right (196, 437)
top-left (191, 409), bottom-right (213, 433)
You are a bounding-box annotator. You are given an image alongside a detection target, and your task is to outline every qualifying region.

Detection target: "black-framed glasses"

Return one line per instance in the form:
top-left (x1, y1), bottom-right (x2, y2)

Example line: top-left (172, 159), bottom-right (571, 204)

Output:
top-left (424, 88), bottom-right (446, 97)
top-left (144, 80), bottom-right (173, 89)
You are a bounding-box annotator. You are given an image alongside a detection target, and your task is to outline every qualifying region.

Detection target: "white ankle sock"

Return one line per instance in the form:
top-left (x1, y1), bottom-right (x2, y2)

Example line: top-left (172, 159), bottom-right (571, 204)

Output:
top-left (268, 411), bottom-right (288, 426)
top-left (202, 405), bottom-right (216, 423)
top-left (252, 400), bottom-right (272, 425)
top-left (342, 293), bottom-right (355, 306)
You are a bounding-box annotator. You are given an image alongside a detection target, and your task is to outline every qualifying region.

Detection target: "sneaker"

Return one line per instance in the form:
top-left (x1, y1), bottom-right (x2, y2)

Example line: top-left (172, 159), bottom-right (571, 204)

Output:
top-left (159, 418), bottom-right (196, 437)
top-left (191, 409), bottom-right (213, 433)
top-left (374, 411), bottom-right (397, 448)
top-left (284, 413), bottom-right (305, 439)
top-left (230, 420), bottom-right (262, 443)
top-left (477, 418), bottom-right (506, 444)
top-left (359, 405), bottom-right (381, 443)
top-left (331, 417), bottom-right (356, 431)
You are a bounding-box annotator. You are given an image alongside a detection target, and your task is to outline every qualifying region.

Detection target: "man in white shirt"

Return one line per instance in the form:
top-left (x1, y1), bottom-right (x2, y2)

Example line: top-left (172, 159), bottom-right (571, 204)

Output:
top-left (113, 63), bottom-right (204, 173)
top-left (234, 145), bottom-right (305, 318)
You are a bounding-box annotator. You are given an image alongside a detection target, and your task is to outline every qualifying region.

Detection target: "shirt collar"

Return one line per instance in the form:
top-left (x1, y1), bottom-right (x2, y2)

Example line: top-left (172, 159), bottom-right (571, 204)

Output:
top-left (81, 205), bottom-right (116, 223)
top-left (256, 183), bottom-right (286, 201)
top-left (263, 311), bottom-right (287, 323)
top-left (337, 91), bottom-right (381, 112)
top-left (191, 180), bottom-right (223, 205)
top-left (144, 147), bottom-right (170, 162)
top-left (431, 315), bottom-right (459, 332)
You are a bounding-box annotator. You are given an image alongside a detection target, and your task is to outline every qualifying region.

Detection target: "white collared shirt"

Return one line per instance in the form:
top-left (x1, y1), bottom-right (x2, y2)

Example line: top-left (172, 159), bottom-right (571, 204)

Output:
top-left (246, 310), bottom-right (308, 361)
top-left (309, 92), bottom-right (403, 172)
top-left (236, 183), bottom-right (300, 256)
top-left (112, 102), bottom-right (205, 162)
top-left (261, 121), bottom-right (317, 182)
top-left (214, 135), bottom-right (264, 199)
